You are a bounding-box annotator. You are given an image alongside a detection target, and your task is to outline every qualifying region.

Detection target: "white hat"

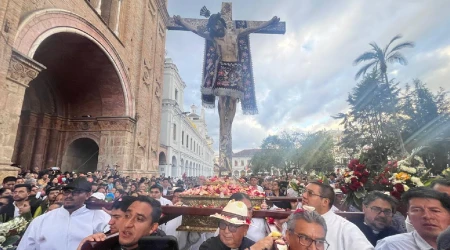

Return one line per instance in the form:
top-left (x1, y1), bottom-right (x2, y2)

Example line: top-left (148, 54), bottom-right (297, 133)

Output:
top-left (334, 189), bottom-right (343, 195)
top-left (91, 192), bottom-right (105, 200)
top-left (210, 200), bottom-right (250, 225)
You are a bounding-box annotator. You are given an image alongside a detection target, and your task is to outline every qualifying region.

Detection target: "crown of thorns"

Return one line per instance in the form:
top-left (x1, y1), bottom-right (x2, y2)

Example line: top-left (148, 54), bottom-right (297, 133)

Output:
top-left (200, 6), bottom-right (211, 18)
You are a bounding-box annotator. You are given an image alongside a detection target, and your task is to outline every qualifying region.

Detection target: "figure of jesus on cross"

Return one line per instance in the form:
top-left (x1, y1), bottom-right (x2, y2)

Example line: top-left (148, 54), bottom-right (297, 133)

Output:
top-left (170, 2), bottom-right (285, 174)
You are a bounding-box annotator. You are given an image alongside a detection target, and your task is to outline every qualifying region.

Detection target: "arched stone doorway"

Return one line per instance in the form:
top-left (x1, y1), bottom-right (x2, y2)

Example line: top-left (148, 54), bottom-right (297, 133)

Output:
top-left (62, 138), bottom-right (99, 173)
top-left (11, 32), bottom-right (128, 171)
top-left (159, 152), bottom-right (167, 165)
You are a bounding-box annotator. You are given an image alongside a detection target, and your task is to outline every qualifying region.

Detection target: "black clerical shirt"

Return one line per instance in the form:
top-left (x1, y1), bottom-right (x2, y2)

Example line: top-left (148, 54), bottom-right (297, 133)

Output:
top-left (351, 219), bottom-right (400, 246)
top-left (200, 236), bottom-right (255, 250)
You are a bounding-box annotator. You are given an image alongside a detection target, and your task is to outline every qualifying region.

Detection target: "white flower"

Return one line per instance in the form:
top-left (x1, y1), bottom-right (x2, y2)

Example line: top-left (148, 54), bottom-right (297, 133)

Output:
top-left (399, 165), bottom-right (417, 174)
top-left (403, 185), bottom-right (410, 192)
top-left (411, 177), bottom-right (424, 187)
top-left (345, 177), bottom-right (351, 184)
top-left (0, 235), bottom-right (5, 244)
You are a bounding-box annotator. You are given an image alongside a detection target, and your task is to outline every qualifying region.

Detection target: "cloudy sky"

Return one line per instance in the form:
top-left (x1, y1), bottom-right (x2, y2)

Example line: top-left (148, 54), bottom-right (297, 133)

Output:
top-left (165, 0), bottom-right (450, 153)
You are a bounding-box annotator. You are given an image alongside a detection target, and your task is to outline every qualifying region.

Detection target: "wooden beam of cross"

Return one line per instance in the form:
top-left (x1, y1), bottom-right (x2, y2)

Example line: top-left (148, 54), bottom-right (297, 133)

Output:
top-left (167, 2), bottom-right (286, 35)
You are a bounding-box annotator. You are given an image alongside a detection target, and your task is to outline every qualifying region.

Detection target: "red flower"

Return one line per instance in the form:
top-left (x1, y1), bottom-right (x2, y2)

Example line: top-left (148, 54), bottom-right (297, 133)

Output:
top-left (394, 183), bottom-right (404, 193)
top-left (246, 218), bottom-right (251, 224)
top-left (380, 178), bottom-right (390, 185)
top-left (391, 190), bottom-right (401, 200)
top-left (341, 186), bottom-right (349, 194)
top-left (348, 159), bottom-right (360, 168)
top-left (294, 208), bottom-right (305, 214)
top-left (356, 164), bottom-right (366, 171)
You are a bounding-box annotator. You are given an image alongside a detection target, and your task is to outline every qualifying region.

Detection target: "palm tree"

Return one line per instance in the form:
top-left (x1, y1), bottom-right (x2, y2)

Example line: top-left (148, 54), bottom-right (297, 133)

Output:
top-left (353, 35), bottom-right (415, 156)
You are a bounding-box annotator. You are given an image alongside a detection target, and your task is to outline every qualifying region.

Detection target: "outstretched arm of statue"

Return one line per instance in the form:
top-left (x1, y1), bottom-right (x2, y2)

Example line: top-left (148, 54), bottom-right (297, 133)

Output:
top-left (173, 15), bottom-right (212, 40)
top-left (238, 16), bottom-right (280, 37)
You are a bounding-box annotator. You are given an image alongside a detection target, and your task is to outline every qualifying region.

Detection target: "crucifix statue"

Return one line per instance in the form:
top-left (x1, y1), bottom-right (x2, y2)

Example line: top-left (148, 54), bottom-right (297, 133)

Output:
top-left (169, 2), bottom-right (286, 174)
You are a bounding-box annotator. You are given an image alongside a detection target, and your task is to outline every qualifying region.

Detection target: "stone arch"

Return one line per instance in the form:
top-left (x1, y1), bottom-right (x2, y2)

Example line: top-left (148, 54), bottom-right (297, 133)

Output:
top-left (159, 152), bottom-right (166, 165)
top-left (14, 9), bottom-right (133, 117)
top-left (61, 138), bottom-right (99, 173)
top-left (11, 27), bottom-right (128, 170)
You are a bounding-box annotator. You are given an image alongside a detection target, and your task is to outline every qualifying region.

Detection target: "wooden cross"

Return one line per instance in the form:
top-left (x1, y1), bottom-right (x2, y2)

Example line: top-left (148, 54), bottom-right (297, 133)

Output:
top-left (167, 2), bottom-right (286, 35)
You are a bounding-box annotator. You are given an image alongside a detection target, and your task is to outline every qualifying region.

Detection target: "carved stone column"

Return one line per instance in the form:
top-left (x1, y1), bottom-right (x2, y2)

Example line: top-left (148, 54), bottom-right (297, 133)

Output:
top-left (0, 49), bottom-right (45, 169)
top-left (109, 0), bottom-right (122, 36)
top-left (90, 0), bottom-right (102, 15)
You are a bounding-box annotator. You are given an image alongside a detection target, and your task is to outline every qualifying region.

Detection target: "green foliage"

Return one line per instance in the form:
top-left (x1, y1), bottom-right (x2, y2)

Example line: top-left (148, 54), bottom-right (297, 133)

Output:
top-left (399, 80), bottom-right (450, 173)
top-left (251, 131), bottom-right (335, 175)
top-left (334, 70), bottom-right (401, 170)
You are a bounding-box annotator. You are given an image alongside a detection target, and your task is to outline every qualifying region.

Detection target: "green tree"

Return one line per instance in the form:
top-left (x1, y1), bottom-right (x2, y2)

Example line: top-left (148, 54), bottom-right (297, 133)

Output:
top-left (295, 131), bottom-right (335, 172)
top-left (399, 80), bottom-right (450, 173)
top-left (334, 70), bottom-right (401, 170)
top-left (251, 131), bottom-right (335, 175)
top-left (354, 35), bottom-right (414, 156)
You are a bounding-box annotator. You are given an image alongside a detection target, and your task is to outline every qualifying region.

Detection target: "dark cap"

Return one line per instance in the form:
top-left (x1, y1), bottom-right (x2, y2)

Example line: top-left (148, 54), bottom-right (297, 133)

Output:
top-left (62, 178), bottom-right (92, 192)
top-left (45, 186), bottom-right (60, 195)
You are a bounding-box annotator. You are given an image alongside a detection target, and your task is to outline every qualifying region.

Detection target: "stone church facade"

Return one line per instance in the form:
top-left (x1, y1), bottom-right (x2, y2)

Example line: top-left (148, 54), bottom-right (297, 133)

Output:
top-left (0, 0), bottom-right (169, 177)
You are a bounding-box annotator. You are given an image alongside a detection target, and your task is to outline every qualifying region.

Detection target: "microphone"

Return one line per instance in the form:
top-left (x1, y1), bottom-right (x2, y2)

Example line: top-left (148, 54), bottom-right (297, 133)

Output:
top-left (437, 226), bottom-right (450, 250)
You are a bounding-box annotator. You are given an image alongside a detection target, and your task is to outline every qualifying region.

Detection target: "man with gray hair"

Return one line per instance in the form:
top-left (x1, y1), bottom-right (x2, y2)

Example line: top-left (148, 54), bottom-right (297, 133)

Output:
top-left (285, 209), bottom-right (329, 250)
top-left (350, 191), bottom-right (400, 246)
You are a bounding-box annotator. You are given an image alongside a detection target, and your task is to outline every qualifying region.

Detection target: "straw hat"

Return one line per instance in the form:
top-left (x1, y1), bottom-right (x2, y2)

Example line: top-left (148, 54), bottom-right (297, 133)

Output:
top-left (210, 200), bottom-right (250, 225)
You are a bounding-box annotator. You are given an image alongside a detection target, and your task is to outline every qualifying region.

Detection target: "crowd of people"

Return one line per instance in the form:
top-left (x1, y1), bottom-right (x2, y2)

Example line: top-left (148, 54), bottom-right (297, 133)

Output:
top-left (0, 167), bottom-right (449, 250)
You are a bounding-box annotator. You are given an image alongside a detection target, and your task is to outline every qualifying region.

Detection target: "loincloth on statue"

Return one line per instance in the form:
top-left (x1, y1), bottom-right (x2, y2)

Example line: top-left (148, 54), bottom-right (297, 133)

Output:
top-left (210, 61), bottom-right (244, 99)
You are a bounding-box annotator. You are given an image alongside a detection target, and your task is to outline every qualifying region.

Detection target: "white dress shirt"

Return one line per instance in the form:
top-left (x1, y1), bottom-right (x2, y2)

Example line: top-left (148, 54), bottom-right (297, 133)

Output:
top-left (157, 197), bottom-right (173, 233)
top-left (322, 209), bottom-right (374, 250)
top-left (13, 202), bottom-right (20, 218)
top-left (247, 218), bottom-right (267, 242)
top-left (17, 205), bottom-right (110, 250)
top-left (375, 230), bottom-right (434, 250)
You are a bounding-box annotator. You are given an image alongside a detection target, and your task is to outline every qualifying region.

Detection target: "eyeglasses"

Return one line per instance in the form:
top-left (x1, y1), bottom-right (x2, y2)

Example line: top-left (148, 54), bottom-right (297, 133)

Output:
top-left (62, 189), bottom-right (86, 196)
top-left (289, 230), bottom-right (329, 250)
top-left (303, 189), bottom-right (323, 198)
top-left (218, 220), bottom-right (244, 233)
top-left (368, 206), bottom-right (393, 217)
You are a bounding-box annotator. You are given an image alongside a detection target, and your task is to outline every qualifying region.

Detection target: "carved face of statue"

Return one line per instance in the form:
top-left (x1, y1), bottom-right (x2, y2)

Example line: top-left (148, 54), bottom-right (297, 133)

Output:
top-left (213, 21), bottom-right (226, 37)
top-left (208, 14), bottom-right (226, 38)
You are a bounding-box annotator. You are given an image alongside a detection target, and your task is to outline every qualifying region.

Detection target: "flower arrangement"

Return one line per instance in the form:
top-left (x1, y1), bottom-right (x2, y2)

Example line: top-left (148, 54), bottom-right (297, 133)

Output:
top-left (181, 176), bottom-right (265, 198)
top-left (338, 159), bottom-right (370, 209)
top-left (288, 179), bottom-right (305, 194)
top-left (0, 216), bottom-right (30, 249)
top-left (372, 147), bottom-right (430, 201)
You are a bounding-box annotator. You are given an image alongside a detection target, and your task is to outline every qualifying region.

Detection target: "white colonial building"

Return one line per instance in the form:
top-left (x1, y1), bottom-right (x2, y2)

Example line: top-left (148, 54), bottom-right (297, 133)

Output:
top-left (232, 149), bottom-right (261, 177)
top-left (159, 58), bottom-right (215, 177)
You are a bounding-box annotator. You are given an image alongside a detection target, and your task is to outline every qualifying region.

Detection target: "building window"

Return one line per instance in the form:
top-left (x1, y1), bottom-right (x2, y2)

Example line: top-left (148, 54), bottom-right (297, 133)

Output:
top-left (186, 135), bottom-right (189, 148)
top-left (173, 124), bottom-right (176, 140)
top-left (175, 89), bottom-right (178, 102)
top-left (235, 161), bottom-right (238, 166)
top-left (190, 138), bottom-right (193, 150)
top-left (247, 160), bottom-right (251, 166)
top-left (182, 131), bottom-right (184, 145)
top-left (241, 160), bottom-right (244, 166)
